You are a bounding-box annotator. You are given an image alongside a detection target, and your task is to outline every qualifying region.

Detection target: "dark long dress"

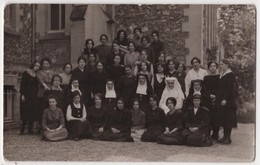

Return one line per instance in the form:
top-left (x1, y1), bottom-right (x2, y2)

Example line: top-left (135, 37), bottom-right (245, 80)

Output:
top-left (87, 106), bottom-right (108, 138)
top-left (117, 75), bottom-right (137, 108)
top-left (157, 109), bottom-right (185, 145)
top-left (66, 103), bottom-right (92, 139)
top-left (89, 71), bottom-right (109, 95)
top-left (101, 108), bottom-right (134, 142)
top-left (20, 70), bottom-right (38, 122)
top-left (176, 72), bottom-right (187, 96)
top-left (141, 107), bottom-right (166, 142)
top-left (203, 74), bottom-right (220, 138)
top-left (150, 40), bottom-right (164, 64)
top-left (153, 74), bottom-right (166, 98)
top-left (182, 106), bottom-right (212, 147)
top-left (215, 72), bottom-right (237, 128)
top-left (95, 44), bottom-right (112, 67)
top-left (71, 67), bottom-right (91, 106)
top-left (107, 65), bottom-right (125, 89)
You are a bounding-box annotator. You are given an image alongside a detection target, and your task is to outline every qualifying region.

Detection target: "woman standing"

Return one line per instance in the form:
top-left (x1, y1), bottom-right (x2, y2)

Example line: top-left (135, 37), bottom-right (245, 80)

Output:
top-left (165, 60), bottom-right (177, 77)
top-left (37, 57), bottom-right (54, 133)
top-left (113, 29), bottom-right (129, 54)
top-left (101, 98), bottom-right (134, 142)
top-left (152, 63), bottom-right (166, 98)
top-left (117, 65), bottom-right (137, 108)
top-left (176, 62), bottom-right (187, 96)
top-left (159, 77), bottom-right (185, 114)
top-left (66, 91), bottom-right (92, 141)
top-left (42, 95), bottom-right (68, 141)
top-left (59, 63), bottom-right (72, 92)
top-left (215, 59), bottom-right (238, 144)
top-left (87, 93), bottom-right (108, 139)
top-left (157, 97), bottom-right (185, 145)
top-left (140, 36), bottom-right (154, 64)
top-left (134, 74), bottom-right (153, 113)
top-left (203, 62), bottom-right (220, 141)
top-left (124, 41), bottom-right (140, 69)
top-left (95, 34), bottom-right (112, 67)
top-left (141, 95), bottom-right (166, 142)
top-left (86, 53), bottom-right (98, 74)
top-left (20, 61), bottom-right (40, 134)
top-left (150, 30), bottom-right (164, 64)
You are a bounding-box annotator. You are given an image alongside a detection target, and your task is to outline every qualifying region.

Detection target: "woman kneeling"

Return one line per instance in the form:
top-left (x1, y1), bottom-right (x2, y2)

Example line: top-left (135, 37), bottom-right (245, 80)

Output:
top-left (157, 97), bottom-right (185, 145)
top-left (42, 95), bottom-right (68, 141)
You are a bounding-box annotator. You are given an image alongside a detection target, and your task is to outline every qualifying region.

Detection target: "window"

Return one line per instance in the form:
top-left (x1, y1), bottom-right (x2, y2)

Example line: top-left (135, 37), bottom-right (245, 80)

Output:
top-left (4, 86), bottom-right (14, 122)
top-left (49, 4), bottom-right (65, 31)
top-left (4, 4), bottom-right (16, 29)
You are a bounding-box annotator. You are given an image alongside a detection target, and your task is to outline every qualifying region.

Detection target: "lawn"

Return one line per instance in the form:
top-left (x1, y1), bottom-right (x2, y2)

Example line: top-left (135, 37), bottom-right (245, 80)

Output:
top-left (3, 123), bottom-right (255, 162)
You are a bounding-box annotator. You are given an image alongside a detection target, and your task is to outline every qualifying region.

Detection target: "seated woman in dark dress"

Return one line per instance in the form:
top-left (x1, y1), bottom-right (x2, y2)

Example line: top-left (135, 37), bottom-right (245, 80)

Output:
top-left (182, 94), bottom-right (212, 147)
top-left (134, 74), bottom-right (153, 113)
top-left (141, 94), bottom-right (166, 142)
top-left (43, 74), bottom-right (66, 115)
top-left (87, 93), bottom-right (108, 139)
top-left (103, 80), bottom-right (118, 111)
top-left (157, 97), bottom-right (185, 145)
top-left (130, 99), bottom-right (146, 142)
top-left (66, 91), bottom-right (92, 141)
top-left (101, 97), bottom-right (134, 142)
top-left (42, 95), bottom-right (68, 141)
top-left (203, 62), bottom-right (220, 141)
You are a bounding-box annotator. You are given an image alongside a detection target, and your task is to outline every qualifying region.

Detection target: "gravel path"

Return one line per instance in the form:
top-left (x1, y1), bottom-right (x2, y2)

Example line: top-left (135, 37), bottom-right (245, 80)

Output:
top-left (3, 123), bottom-right (255, 162)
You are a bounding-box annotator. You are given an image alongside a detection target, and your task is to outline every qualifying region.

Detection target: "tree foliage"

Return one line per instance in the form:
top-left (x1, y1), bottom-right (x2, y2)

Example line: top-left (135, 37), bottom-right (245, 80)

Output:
top-left (217, 5), bottom-right (256, 98)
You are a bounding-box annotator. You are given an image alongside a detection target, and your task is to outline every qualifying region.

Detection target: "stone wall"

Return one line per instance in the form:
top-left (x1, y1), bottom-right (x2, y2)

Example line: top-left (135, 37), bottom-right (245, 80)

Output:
top-left (114, 4), bottom-right (189, 63)
top-left (4, 4), bottom-right (32, 71)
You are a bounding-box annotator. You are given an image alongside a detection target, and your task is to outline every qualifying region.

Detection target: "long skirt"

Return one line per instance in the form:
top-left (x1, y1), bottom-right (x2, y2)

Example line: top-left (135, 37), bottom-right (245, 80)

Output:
top-left (43, 128), bottom-right (68, 141)
top-left (101, 130), bottom-right (134, 142)
top-left (131, 129), bottom-right (145, 142)
top-left (157, 131), bottom-right (185, 145)
top-left (91, 127), bottom-right (105, 139)
top-left (67, 120), bottom-right (92, 138)
top-left (141, 127), bottom-right (164, 142)
top-left (182, 129), bottom-right (212, 147)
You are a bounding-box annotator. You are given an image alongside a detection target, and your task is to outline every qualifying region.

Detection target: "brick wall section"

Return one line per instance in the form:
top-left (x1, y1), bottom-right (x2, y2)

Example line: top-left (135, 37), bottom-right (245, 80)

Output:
top-left (4, 4), bottom-right (32, 69)
top-left (114, 4), bottom-right (189, 63)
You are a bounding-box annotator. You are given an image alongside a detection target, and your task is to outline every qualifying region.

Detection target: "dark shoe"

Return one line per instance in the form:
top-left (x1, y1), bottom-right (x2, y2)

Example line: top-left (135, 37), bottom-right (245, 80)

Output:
top-left (222, 138), bottom-right (232, 144)
top-left (217, 137), bottom-right (226, 143)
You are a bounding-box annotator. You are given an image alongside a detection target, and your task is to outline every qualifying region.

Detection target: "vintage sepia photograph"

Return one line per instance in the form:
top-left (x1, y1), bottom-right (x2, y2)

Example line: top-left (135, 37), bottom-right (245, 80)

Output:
top-left (2, 3), bottom-right (256, 162)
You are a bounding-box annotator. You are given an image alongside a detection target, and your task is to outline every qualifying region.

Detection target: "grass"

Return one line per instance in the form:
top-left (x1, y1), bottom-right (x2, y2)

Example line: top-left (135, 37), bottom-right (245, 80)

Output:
top-left (3, 123), bottom-right (255, 162)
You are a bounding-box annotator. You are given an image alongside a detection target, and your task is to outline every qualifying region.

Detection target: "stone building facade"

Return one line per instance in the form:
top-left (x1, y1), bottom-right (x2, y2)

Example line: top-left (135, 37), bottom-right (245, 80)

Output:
top-left (4, 4), bottom-right (219, 127)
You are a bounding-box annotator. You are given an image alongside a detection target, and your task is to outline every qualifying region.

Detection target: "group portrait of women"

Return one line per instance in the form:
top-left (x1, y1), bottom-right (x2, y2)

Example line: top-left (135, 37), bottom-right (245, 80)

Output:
top-left (20, 28), bottom-right (238, 146)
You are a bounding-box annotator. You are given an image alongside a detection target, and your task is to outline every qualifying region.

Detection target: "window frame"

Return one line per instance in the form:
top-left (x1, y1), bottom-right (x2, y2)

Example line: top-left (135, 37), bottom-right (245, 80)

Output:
top-left (48, 4), bottom-right (65, 33)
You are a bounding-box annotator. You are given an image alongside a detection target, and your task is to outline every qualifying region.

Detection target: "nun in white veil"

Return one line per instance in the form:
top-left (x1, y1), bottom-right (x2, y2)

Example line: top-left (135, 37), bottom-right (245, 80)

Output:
top-left (159, 77), bottom-right (185, 113)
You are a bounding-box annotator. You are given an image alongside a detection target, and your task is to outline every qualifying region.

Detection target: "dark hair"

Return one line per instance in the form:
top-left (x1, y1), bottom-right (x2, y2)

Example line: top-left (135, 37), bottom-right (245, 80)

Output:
top-left (132, 99), bottom-right (140, 105)
top-left (151, 30), bottom-right (159, 38)
top-left (77, 55), bottom-right (87, 64)
top-left (47, 94), bottom-right (57, 103)
top-left (51, 74), bottom-right (62, 84)
top-left (116, 29), bottom-right (127, 41)
top-left (117, 97), bottom-right (125, 104)
top-left (149, 94), bottom-right (158, 103)
top-left (96, 61), bottom-right (104, 69)
top-left (30, 61), bottom-right (40, 69)
top-left (40, 57), bottom-right (51, 66)
top-left (100, 34), bottom-right (108, 41)
top-left (124, 64), bottom-right (132, 70)
top-left (85, 39), bottom-right (95, 48)
top-left (141, 36), bottom-right (149, 43)
top-left (94, 93), bottom-right (103, 100)
top-left (193, 94), bottom-right (201, 100)
top-left (177, 62), bottom-right (186, 72)
top-left (134, 27), bottom-right (142, 33)
top-left (166, 60), bottom-right (176, 70)
top-left (72, 90), bottom-right (81, 99)
top-left (221, 59), bottom-right (230, 68)
top-left (139, 61), bottom-right (150, 72)
top-left (191, 57), bottom-right (201, 65)
top-left (166, 97), bottom-right (177, 107)
top-left (128, 41), bottom-right (136, 50)
top-left (140, 49), bottom-right (148, 56)
top-left (207, 61), bottom-right (219, 69)
top-left (192, 79), bottom-right (202, 86)
top-left (63, 63), bottom-right (72, 71)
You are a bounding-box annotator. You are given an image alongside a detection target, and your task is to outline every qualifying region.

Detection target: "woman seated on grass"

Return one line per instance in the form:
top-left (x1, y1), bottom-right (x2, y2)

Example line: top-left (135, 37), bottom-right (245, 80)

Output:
top-left (182, 94), bottom-right (212, 147)
top-left (101, 97), bottom-right (134, 142)
top-left (130, 99), bottom-right (145, 142)
top-left (157, 97), bottom-right (185, 145)
top-left (141, 94), bottom-right (166, 142)
top-left (42, 95), bottom-right (68, 141)
top-left (66, 91), bottom-right (92, 141)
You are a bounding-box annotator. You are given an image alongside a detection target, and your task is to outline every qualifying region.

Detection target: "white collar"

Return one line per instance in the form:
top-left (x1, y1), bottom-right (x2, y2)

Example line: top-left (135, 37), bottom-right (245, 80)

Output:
top-left (220, 69), bottom-right (232, 78)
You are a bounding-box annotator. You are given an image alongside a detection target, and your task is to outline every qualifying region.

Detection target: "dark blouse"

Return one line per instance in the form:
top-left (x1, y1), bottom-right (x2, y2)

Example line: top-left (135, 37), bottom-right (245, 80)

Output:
top-left (105, 108), bottom-right (132, 132)
top-left (131, 109), bottom-right (145, 129)
top-left (145, 107), bottom-right (166, 129)
top-left (165, 70), bottom-right (178, 78)
top-left (165, 109), bottom-right (183, 131)
top-left (70, 103), bottom-right (84, 118)
top-left (87, 106), bottom-right (108, 129)
top-left (71, 67), bottom-right (90, 94)
top-left (140, 46), bottom-right (155, 64)
top-left (42, 107), bottom-right (65, 130)
top-left (20, 70), bottom-right (38, 99)
top-left (43, 89), bottom-right (66, 111)
top-left (117, 75), bottom-right (137, 106)
top-left (150, 40), bottom-right (164, 64)
top-left (107, 51), bottom-right (125, 67)
top-left (203, 74), bottom-right (220, 97)
top-left (95, 44), bottom-right (112, 66)
top-left (153, 74), bottom-right (166, 98)
top-left (107, 65), bottom-right (125, 88)
top-left (89, 71), bottom-right (109, 94)
top-left (176, 72), bottom-right (187, 96)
